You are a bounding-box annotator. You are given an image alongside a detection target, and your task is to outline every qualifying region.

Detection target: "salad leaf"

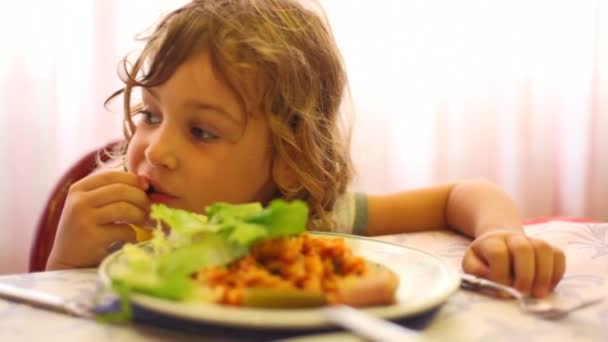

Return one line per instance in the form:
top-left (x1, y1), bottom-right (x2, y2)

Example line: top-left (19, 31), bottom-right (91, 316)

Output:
top-left (206, 202), bottom-right (263, 222)
top-left (156, 233), bottom-right (248, 276)
top-left (108, 199), bottom-right (309, 306)
top-left (227, 223), bottom-right (268, 245)
top-left (250, 199), bottom-right (308, 239)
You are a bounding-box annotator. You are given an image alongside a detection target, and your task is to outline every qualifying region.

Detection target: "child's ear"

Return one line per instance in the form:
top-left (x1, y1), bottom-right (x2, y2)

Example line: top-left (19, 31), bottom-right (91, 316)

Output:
top-left (272, 156), bottom-right (300, 192)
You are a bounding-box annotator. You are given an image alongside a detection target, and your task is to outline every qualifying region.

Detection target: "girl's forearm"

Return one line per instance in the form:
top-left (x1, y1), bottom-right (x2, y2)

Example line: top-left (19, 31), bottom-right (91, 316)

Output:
top-left (445, 179), bottom-right (524, 238)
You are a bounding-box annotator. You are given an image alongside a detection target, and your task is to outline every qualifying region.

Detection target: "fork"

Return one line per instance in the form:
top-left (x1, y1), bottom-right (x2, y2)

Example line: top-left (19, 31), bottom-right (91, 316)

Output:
top-left (322, 305), bottom-right (424, 341)
top-left (460, 273), bottom-right (604, 319)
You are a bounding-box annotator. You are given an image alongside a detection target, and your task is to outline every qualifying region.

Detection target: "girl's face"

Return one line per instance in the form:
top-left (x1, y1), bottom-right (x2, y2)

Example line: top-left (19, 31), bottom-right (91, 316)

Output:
top-left (127, 51), bottom-right (277, 214)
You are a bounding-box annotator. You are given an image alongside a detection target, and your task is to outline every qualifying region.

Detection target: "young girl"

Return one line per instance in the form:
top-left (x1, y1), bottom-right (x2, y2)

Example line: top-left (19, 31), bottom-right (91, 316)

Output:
top-left (47, 0), bottom-right (565, 299)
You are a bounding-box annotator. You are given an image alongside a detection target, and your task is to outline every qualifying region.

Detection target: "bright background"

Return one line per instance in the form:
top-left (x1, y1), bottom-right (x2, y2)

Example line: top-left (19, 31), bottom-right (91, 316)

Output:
top-left (1, 0), bottom-right (606, 274)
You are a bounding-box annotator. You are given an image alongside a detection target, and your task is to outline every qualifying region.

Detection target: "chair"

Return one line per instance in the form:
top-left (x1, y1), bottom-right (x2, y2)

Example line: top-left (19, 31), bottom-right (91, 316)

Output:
top-left (29, 141), bottom-right (121, 272)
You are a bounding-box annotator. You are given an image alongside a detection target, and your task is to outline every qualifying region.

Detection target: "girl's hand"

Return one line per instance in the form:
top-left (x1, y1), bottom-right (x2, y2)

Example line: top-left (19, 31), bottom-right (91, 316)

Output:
top-left (46, 172), bottom-right (150, 270)
top-left (462, 230), bottom-right (566, 298)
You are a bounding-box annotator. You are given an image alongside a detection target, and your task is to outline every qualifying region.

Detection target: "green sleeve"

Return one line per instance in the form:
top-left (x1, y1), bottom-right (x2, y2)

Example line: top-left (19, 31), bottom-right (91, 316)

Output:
top-left (352, 192), bottom-right (369, 236)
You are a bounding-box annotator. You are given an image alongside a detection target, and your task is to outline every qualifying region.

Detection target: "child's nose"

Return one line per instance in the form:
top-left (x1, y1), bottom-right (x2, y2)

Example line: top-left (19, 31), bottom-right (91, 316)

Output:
top-left (144, 129), bottom-right (178, 170)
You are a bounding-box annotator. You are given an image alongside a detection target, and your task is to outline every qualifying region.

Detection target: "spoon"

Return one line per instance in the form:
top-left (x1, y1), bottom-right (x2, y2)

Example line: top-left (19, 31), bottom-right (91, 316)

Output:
top-left (460, 273), bottom-right (604, 319)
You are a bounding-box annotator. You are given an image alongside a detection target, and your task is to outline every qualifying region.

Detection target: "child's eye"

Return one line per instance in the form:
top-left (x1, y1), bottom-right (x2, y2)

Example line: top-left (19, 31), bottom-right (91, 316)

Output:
top-left (137, 110), bottom-right (161, 125)
top-left (191, 126), bottom-right (219, 142)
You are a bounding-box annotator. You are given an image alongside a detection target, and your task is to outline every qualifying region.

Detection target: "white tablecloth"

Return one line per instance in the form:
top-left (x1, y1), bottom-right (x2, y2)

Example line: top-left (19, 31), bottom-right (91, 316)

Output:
top-left (1, 221), bottom-right (607, 341)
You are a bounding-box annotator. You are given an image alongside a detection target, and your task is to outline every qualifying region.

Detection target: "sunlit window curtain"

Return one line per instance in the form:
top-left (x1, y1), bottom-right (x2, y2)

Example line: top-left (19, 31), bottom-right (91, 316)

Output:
top-left (324, 0), bottom-right (607, 220)
top-left (0, 0), bottom-right (187, 274)
top-left (0, 0), bottom-right (606, 274)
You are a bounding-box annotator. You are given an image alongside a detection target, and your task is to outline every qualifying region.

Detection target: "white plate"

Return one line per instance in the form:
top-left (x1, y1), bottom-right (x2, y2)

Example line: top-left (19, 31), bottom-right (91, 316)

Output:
top-left (98, 232), bottom-right (460, 329)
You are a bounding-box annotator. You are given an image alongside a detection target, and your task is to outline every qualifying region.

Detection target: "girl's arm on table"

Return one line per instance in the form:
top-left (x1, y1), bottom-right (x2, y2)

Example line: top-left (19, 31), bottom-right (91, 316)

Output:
top-left (365, 179), bottom-right (566, 298)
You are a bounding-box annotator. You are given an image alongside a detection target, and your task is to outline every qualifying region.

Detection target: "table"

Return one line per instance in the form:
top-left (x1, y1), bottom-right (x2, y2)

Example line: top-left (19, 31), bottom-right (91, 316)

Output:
top-left (1, 221), bottom-right (607, 341)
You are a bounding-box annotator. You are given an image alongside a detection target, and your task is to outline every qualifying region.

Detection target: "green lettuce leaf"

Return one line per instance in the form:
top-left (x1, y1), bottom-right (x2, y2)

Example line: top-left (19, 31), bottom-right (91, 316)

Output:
top-left (250, 199), bottom-right (308, 238)
top-left (108, 199), bottom-right (309, 306)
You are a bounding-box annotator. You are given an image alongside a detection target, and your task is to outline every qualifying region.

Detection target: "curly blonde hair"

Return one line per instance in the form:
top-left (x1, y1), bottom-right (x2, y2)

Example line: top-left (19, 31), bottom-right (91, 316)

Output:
top-left (106, 0), bottom-right (353, 230)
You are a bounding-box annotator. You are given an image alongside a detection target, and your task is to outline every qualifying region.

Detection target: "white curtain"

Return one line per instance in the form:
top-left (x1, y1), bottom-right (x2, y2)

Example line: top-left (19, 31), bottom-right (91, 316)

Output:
top-left (324, 0), bottom-right (608, 219)
top-left (1, 0), bottom-right (606, 274)
top-left (0, 0), bottom-right (187, 274)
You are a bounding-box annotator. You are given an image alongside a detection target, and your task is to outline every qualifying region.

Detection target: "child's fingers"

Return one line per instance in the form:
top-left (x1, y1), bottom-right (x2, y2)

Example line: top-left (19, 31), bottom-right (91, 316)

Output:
top-left (49, 223), bottom-right (137, 269)
top-left (71, 171), bottom-right (145, 192)
top-left (506, 234), bottom-right (535, 296)
top-left (91, 223), bottom-right (137, 263)
top-left (550, 248), bottom-right (566, 289)
top-left (86, 183), bottom-right (150, 212)
top-left (103, 223), bottom-right (137, 244)
top-left (473, 236), bottom-right (511, 287)
top-left (461, 248), bottom-right (489, 277)
top-left (94, 202), bottom-right (148, 225)
top-left (531, 239), bottom-right (554, 297)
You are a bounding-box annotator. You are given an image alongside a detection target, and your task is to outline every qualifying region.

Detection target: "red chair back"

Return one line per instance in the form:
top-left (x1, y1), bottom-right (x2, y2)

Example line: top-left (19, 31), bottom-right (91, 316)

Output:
top-left (29, 141), bottom-right (121, 272)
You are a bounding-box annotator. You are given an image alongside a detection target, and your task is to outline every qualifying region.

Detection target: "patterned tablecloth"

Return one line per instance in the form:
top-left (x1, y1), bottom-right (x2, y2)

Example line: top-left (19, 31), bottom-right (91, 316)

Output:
top-left (1, 221), bottom-right (607, 342)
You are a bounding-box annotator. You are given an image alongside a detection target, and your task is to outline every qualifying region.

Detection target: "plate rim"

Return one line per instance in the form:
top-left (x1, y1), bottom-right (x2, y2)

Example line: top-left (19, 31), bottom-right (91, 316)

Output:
top-left (98, 232), bottom-right (461, 329)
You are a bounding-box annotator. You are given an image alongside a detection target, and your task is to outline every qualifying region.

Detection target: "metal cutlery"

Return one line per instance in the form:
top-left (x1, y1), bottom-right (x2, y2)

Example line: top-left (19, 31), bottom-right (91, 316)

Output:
top-left (322, 305), bottom-right (424, 341)
top-left (460, 273), bottom-right (604, 319)
top-left (0, 282), bottom-right (93, 319)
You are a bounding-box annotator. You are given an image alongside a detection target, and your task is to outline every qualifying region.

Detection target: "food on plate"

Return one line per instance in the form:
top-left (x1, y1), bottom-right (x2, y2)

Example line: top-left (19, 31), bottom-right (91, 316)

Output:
top-left (195, 232), bottom-right (398, 307)
top-left (108, 200), bottom-right (398, 308)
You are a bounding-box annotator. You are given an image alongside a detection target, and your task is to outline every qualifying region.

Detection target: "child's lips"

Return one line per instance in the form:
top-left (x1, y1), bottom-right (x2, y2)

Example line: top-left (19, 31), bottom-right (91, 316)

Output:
top-left (148, 192), bottom-right (177, 204)
top-left (139, 175), bottom-right (178, 203)
top-left (146, 184), bottom-right (178, 204)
